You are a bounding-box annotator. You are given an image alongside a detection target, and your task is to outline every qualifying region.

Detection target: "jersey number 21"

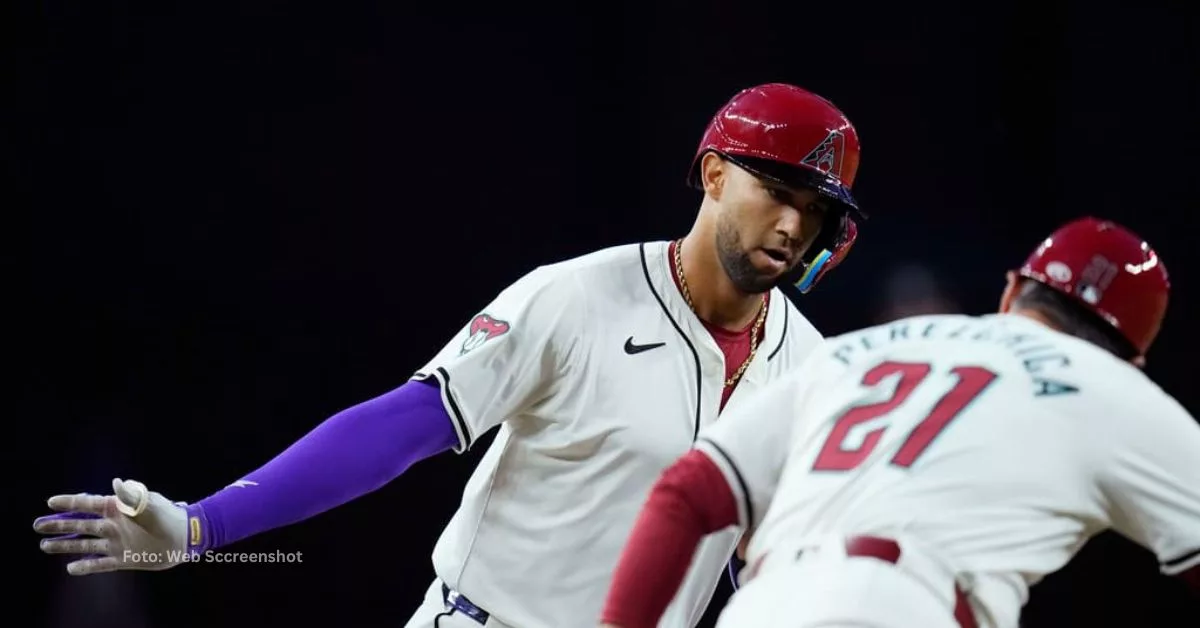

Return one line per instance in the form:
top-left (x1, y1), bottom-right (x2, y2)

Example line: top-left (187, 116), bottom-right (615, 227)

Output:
top-left (812, 360), bottom-right (999, 472)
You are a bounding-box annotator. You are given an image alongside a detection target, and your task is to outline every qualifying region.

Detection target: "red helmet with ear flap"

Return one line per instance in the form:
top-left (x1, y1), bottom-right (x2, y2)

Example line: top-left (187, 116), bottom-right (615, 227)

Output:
top-left (1016, 217), bottom-right (1170, 357)
top-left (687, 83), bottom-right (865, 293)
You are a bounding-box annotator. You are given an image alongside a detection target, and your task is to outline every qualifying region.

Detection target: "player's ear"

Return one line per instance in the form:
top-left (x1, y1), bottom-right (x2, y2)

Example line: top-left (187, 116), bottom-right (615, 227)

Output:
top-left (699, 152), bottom-right (726, 200)
top-left (998, 271), bottom-right (1019, 313)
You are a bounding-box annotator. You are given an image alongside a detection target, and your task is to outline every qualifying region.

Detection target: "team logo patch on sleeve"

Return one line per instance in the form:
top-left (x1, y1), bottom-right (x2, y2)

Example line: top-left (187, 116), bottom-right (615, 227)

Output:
top-left (460, 313), bottom-right (511, 354)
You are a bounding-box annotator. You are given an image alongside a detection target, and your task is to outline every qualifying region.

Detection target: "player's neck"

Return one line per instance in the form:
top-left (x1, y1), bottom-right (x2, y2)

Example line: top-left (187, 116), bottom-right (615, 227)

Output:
top-left (677, 234), bottom-right (764, 330)
top-left (1008, 308), bottom-right (1060, 332)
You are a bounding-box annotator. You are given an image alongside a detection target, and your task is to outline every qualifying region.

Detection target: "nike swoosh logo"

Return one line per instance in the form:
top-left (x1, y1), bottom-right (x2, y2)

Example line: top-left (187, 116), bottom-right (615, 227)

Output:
top-left (624, 337), bottom-right (666, 354)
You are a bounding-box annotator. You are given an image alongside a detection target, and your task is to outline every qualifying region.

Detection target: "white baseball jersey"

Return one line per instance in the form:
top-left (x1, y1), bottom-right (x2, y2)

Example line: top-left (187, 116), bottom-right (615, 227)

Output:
top-left (695, 312), bottom-right (1200, 628)
top-left (410, 241), bottom-right (825, 628)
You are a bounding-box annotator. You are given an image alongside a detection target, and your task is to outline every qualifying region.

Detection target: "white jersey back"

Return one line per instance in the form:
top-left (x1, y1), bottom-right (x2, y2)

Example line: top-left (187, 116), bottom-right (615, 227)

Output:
top-left (411, 241), bottom-right (824, 628)
top-left (695, 313), bottom-right (1200, 628)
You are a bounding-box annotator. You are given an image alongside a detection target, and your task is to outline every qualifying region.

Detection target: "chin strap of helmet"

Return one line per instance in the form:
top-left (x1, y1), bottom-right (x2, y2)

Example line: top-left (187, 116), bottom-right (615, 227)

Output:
top-left (787, 212), bottom-right (859, 294)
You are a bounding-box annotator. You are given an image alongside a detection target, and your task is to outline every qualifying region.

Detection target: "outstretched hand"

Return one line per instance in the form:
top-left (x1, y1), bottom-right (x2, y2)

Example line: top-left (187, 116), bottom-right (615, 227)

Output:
top-left (34, 478), bottom-right (190, 575)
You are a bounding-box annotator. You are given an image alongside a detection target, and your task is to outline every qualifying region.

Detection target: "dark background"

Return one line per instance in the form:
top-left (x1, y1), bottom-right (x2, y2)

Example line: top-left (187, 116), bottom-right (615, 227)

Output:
top-left (11, 1), bottom-right (1198, 626)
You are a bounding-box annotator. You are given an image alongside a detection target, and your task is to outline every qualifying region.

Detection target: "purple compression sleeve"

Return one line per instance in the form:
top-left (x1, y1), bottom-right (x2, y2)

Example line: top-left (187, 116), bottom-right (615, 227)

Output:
top-left (184, 379), bottom-right (457, 552)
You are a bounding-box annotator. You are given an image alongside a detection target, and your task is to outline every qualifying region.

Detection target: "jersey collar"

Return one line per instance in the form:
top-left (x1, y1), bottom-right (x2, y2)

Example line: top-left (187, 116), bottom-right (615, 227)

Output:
top-left (642, 240), bottom-right (789, 376)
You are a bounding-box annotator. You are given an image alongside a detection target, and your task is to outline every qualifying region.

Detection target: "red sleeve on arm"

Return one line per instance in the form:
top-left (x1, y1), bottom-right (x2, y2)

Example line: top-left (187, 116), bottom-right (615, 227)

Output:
top-left (600, 450), bottom-right (740, 628)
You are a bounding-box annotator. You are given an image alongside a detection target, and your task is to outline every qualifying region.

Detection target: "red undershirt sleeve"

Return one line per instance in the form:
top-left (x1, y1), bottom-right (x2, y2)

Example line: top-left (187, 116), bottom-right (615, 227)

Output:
top-left (600, 449), bottom-right (739, 628)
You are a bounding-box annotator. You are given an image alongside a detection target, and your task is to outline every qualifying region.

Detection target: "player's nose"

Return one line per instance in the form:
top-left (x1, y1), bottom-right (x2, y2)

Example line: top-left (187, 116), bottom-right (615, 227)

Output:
top-left (775, 206), bottom-right (805, 242)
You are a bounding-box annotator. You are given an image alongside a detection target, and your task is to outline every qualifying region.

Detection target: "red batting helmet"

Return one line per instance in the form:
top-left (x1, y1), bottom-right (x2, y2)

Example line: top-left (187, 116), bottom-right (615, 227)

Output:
top-left (687, 83), bottom-right (864, 293)
top-left (1016, 217), bottom-right (1170, 357)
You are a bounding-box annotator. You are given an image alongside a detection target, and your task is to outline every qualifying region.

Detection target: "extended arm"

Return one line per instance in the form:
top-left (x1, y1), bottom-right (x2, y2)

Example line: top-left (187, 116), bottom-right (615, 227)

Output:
top-left (35, 379), bottom-right (458, 574)
top-left (191, 379), bottom-right (456, 550)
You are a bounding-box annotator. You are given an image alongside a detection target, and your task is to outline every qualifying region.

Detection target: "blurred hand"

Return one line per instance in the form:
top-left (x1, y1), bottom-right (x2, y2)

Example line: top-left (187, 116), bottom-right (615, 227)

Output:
top-left (34, 478), bottom-right (189, 575)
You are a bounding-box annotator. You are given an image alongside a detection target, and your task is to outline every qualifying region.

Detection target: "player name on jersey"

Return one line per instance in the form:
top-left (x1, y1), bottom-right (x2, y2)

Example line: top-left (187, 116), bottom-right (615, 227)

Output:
top-left (831, 318), bottom-right (1080, 397)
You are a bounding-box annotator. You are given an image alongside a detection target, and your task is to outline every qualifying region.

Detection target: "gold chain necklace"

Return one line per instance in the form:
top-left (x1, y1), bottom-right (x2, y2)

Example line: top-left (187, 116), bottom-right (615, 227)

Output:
top-left (674, 239), bottom-right (768, 388)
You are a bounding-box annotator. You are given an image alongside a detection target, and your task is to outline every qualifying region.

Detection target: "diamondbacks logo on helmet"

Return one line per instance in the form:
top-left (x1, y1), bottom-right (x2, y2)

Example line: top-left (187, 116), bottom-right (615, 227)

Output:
top-left (800, 130), bottom-right (846, 181)
top-left (460, 313), bottom-right (511, 355)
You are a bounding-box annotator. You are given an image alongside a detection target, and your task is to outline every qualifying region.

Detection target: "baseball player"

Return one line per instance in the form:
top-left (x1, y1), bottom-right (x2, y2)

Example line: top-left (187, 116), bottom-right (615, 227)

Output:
top-left (599, 217), bottom-right (1200, 628)
top-left (34, 83), bottom-right (868, 628)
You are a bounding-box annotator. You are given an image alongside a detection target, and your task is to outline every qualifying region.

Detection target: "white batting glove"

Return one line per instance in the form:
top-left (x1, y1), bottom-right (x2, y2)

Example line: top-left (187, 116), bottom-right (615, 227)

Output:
top-left (34, 478), bottom-right (189, 576)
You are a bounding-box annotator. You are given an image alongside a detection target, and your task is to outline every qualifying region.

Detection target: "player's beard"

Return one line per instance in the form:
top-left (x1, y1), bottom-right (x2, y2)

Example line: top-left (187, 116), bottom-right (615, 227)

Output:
top-left (715, 218), bottom-right (776, 294)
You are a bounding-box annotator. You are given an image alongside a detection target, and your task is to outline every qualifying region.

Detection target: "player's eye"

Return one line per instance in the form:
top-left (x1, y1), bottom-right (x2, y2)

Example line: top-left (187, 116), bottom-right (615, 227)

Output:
top-left (767, 187), bottom-right (791, 203)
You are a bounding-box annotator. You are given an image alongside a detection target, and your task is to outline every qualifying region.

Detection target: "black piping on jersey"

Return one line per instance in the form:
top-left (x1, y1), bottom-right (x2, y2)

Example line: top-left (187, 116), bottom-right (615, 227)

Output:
top-left (698, 436), bottom-right (754, 527)
top-left (1163, 546), bottom-right (1200, 571)
top-left (767, 300), bottom-right (788, 361)
top-left (640, 243), bottom-right (703, 440)
top-left (435, 367), bottom-right (473, 451)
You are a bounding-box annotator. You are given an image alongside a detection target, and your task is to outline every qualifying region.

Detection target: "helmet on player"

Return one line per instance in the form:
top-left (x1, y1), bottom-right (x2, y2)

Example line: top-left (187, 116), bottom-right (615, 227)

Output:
top-left (1016, 217), bottom-right (1170, 358)
top-left (687, 83), bottom-right (865, 294)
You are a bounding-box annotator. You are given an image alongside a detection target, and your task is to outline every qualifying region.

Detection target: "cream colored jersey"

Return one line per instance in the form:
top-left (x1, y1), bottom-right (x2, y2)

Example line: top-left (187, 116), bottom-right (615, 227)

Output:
top-left (410, 241), bottom-right (824, 628)
top-left (695, 313), bottom-right (1200, 628)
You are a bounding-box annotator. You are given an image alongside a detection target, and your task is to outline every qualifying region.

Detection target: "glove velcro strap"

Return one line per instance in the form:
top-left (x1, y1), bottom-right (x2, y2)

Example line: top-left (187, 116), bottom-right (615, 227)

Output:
top-left (183, 503), bottom-right (213, 555)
